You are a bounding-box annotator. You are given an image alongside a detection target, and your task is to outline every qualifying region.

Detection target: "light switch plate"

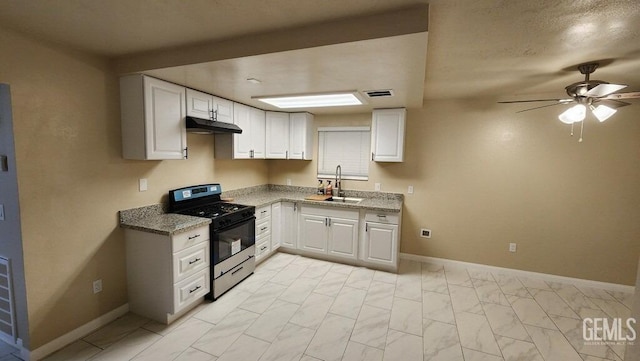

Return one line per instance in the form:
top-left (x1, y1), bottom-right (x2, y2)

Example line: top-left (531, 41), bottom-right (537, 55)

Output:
top-left (408, 185), bottom-right (414, 194)
top-left (139, 178), bottom-right (148, 192)
top-left (375, 183), bottom-right (381, 191)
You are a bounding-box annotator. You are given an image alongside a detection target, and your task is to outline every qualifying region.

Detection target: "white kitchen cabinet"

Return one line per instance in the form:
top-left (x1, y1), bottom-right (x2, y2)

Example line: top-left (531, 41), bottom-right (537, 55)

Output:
top-left (120, 74), bottom-right (187, 160)
top-left (299, 213), bottom-right (329, 254)
top-left (298, 205), bottom-right (359, 260)
top-left (125, 225), bottom-right (210, 324)
top-left (289, 112), bottom-right (314, 160)
top-left (266, 112), bottom-right (290, 159)
top-left (215, 103), bottom-right (265, 159)
top-left (271, 202), bottom-right (282, 251)
top-left (186, 88), bottom-right (214, 119)
top-left (371, 108), bottom-right (406, 162)
top-left (281, 202), bottom-right (298, 249)
top-left (212, 96), bottom-right (234, 124)
top-left (362, 212), bottom-right (399, 269)
top-left (255, 205), bottom-right (272, 263)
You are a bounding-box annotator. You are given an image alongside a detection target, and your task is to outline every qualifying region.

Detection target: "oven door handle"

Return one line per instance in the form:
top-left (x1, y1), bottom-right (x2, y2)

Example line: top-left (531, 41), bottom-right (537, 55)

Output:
top-left (218, 254), bottom-right (255, 277)
top-left (214, 216), bottom-right (256, 232)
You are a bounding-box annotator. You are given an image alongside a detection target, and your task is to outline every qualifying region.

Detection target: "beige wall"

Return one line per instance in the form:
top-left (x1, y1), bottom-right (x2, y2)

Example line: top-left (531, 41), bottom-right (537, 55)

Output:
top-left (0, 27), bottom-right (268, 349)
top-left (270, 100), bottom-right (640, 285)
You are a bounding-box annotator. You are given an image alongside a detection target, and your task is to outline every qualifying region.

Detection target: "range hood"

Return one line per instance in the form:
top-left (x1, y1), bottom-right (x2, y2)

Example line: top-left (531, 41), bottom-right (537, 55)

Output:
top-left (186, 116), bottom-right (242, 134)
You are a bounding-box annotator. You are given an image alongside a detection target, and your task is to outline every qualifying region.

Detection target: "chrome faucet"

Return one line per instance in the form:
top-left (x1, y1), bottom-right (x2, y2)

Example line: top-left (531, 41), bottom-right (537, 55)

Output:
top-left (335, 165), bottom-right (344, 199)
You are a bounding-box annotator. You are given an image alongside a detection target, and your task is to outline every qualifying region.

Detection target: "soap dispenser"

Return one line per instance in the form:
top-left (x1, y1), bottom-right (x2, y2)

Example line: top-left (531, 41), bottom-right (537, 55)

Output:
top-left (326, 180), bottom-right (333, 197)
top-left (317, 180), bottom-right (324, 195)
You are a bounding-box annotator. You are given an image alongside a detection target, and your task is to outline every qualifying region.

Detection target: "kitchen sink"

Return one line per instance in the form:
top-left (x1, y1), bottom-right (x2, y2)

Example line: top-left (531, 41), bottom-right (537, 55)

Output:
top-left (328, 197), bottom-right (363, 204)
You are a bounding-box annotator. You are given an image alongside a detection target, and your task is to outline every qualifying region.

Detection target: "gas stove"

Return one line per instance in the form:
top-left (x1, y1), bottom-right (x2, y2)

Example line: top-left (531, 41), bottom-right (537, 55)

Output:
top-left (168, 184), bottom-right (255, 230)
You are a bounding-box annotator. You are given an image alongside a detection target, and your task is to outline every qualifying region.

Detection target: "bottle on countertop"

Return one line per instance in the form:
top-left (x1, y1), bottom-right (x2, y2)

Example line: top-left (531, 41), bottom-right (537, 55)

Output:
top-left (326, 180), bottom-right (333, 197)
top-left (317, 180), bottom-right (324, 195)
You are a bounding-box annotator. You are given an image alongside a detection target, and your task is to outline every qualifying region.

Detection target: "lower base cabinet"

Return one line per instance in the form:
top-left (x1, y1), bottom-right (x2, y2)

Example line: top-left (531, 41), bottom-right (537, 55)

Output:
top-left (299, 205), bottom-right (359, 259)
top-left (125, 225), bottom-right (210, 324)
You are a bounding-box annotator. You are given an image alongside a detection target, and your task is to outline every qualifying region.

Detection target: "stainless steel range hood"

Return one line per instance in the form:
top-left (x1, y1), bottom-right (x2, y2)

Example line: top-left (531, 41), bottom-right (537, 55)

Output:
top-left (186, 116), bottom-right (242, 134)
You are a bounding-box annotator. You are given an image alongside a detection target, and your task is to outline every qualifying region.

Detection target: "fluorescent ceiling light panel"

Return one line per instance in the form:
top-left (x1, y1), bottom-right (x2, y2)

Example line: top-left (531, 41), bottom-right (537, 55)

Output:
top-left (254, 92), bottom-right (363, 108)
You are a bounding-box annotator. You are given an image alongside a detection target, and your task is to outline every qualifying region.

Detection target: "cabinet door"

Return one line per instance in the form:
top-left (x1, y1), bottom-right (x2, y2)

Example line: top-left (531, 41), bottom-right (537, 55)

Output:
top-left (281, 202), bottom-right (298, 249)
top-left (328, 217), bottom-right (358, 259)
top-left (371, 108), bottom-right (405, 162)
top-left (232, 103), bottom-right (252, 159)
top-left (289, 113), bottom-right (314, 160)
top-left (271, 202), bottom-right (282, 251)
top-left (144, 77), bottom-right (187, 160)
top-left (213, 96), bottom-right (233, 123)
top-left (186, 88), bottom-right (213, 119)
top-left (250, 107), bottom-right (266, 158)
top-left (364, 222), bottom-right (398, 266)
top-left (298, 213), bottom-right (328, 254)
top-left (266, 112), bottom-right (290, 159)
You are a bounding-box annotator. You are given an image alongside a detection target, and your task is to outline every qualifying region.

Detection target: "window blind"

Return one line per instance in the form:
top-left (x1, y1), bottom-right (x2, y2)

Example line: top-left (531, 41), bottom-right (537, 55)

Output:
top-left (317, 127), bottom-right (370, 180)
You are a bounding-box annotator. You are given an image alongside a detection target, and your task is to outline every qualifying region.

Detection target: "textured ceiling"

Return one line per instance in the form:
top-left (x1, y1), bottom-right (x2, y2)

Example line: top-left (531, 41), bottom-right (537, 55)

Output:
top-left (1, 0), bottom-right (640, 110)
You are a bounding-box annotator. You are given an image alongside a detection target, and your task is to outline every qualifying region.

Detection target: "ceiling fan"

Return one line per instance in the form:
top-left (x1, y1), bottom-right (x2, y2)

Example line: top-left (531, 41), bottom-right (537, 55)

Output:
top-left (499, 62), bottom-right (640, 142)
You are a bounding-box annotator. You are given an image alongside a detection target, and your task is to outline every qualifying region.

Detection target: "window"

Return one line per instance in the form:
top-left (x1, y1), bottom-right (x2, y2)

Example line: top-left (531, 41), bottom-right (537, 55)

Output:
top-left (317, 126), bottom-right (370, 180)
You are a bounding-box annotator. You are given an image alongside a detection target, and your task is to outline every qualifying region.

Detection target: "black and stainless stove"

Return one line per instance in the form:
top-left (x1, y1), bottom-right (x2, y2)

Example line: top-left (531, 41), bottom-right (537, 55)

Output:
top-left (169, 184), bottom-right (255, 300)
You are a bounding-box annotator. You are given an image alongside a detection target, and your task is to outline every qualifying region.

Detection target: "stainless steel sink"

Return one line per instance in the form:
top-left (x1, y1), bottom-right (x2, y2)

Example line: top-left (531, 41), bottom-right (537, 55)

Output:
top-left (328, 197), bottom-right (363, 204)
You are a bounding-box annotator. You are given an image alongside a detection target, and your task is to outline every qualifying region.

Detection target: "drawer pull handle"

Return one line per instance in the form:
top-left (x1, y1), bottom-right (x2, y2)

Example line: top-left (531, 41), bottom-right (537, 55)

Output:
top-left (189, 258), bottom-right (201, 265)
top-left (377, 215), bottom-right (387, 219)
top-left (260, 246), bottom-right (267, 251)
top-left (189, 285), bottom-right (201, 294)
top-left (231, 266), bottom-right (244, 275)
top-left (260, 227), bottom-right (268, 231)
top-left (188, 234), bottom-right (201, 240)
top-left (261, 210), bottom-right (268, 214)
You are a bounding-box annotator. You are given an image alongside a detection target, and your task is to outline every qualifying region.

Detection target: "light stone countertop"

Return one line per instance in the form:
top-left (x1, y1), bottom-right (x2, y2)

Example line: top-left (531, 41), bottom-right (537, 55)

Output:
top-left (225, 185), bottom-right (403, 213)
top-left (119, 185), bottom-right (402, 235)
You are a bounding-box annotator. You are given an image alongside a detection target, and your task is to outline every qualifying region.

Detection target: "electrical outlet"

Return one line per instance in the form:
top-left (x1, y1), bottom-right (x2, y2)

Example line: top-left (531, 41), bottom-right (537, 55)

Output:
top-left (93, 279), bottom-right (103, 294)
top-left (408, 185), bottom-right (414, 194)
top-left (509, 243), bottom-right (517, 253)
top-left (286, 178), bottom-right (292, 186)
top-left (139, 178), bottom-right (148, 192)
top-left (420, 228), bottom-right (431, 238)
top-left (375, 183), bottom-right (381, 191)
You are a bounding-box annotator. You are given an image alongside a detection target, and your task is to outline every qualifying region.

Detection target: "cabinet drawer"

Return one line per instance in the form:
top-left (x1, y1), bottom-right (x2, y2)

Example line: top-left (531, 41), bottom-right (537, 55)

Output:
top-left (256, 206), bottom-right (271, 220)
top-left (364, 212), bottom-right (399, 224)
top-left (256, 237), bottom-right (271, 260)
top-left (173, 269), bottom-right (209, 313)
top-left (173, 242), bottom-right (209, 282)
top-left (256, 218), bottom-right (271, 238)
top-left (172, 225), bottom-right (209, 252)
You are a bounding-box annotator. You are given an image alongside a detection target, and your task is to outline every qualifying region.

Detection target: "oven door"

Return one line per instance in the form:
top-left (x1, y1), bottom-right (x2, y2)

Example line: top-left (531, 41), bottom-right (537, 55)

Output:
top-left (212, 217), bottom-right (256, 265)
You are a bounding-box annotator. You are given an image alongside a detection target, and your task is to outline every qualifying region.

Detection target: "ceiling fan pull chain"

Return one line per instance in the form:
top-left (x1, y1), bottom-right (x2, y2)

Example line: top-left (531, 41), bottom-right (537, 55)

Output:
top-left (578, 120), bottom-right (584, 143)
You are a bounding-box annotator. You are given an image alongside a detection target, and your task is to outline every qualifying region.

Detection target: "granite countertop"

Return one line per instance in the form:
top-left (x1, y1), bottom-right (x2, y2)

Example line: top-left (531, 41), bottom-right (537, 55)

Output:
top-left (119, 204), bottom-right (211, 236)
top-left (119, 185), bottom-right (403, 235)
top-left (225, 185), bottom-right (403, 213)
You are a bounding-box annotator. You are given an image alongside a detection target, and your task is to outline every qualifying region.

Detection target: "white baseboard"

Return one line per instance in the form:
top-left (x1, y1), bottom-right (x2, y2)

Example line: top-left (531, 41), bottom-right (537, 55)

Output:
top-left (25, 303), bottom-right (129, 361)
top-left (400, 253), bottom-right (635, 294)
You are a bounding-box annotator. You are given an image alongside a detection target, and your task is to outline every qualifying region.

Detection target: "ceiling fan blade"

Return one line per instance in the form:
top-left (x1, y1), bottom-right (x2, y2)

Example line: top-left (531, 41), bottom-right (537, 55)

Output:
top-left (585, 83), bottom-right (627, 97)
top-left (602, 91), bottom-right (640, 100)
top-left (515, 102), bottom-right (572, 113)
top-left (498, 98), bottom-right (572, 103)
top-left (593, 99), bottom-right (631, 108)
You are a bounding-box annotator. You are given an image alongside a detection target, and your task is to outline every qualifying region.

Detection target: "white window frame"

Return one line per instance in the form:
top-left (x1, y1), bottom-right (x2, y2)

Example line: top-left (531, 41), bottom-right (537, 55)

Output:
top-left (317, 126), bottom-right (371, 181)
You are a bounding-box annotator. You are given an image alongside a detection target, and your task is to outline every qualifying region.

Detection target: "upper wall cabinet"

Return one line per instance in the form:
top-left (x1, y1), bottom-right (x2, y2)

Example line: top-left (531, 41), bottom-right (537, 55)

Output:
top-left (186, 89), bottom-right (234, 123)
top-left (215, 103), bottom-right (265, 159)
top-left (371, 108), bottom-right (406, 162)
top-left (120, 75), bottom-right (187, 160)
top-left (289, 113), bottom-right (314, 160)
top-left (266, 111), bottom-right (290, 159)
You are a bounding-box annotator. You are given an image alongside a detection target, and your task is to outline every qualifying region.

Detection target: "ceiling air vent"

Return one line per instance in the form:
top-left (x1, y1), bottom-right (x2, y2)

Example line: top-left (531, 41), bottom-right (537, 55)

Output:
top-left (363, 89), bottom-right (394, 98)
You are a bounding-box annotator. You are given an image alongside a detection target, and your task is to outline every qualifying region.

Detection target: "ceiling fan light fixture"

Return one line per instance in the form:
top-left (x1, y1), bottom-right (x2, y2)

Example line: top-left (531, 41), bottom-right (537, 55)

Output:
top-left (590, 104), bottom-right (617, 122)
top-left (558, 104), bottom-right (586, 124)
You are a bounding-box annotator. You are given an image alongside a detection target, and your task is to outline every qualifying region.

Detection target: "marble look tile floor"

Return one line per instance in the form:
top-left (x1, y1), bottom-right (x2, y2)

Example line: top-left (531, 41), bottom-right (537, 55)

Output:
top-left (40, 253), bottom-right (634, 361)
